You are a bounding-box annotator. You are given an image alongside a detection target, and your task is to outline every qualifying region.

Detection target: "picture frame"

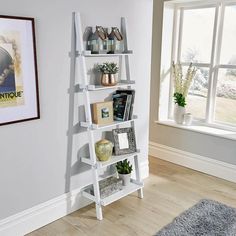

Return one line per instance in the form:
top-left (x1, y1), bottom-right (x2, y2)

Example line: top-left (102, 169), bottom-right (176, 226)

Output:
top-left (0, 15), bottom-right (40, 126)
top-left (112, 127), bottom-right (137, 155)
top-left (92, 101), bottom-right (113, 125)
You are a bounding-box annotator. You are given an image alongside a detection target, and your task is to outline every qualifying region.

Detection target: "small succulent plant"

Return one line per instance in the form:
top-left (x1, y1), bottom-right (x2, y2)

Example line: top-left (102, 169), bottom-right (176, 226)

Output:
top-left (116, 159), bottom-right (133, 174)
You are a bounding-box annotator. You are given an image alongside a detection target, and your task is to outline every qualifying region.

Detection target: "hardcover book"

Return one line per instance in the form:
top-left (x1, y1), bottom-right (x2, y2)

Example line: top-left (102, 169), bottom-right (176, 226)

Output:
top-left (113, 93), bottom-right (128, 121)
top-left (114, 89), bottom-right (135, 120)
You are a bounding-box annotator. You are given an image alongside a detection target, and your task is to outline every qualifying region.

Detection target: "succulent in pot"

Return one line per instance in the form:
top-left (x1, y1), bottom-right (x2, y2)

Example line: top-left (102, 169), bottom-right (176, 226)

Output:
top-left (116, 159), bottom-right (133, 186)
top-left (97, 62), bottom-right (119, 86)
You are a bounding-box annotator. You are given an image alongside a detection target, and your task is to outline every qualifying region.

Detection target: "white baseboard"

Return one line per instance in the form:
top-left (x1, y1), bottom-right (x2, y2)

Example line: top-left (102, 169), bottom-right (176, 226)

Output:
top-left (0, 162), bottom-right (149, 236)
top-left (149, 141), bottom-right (236, 183)
top-left (0, 188), bottom-right (91, 236)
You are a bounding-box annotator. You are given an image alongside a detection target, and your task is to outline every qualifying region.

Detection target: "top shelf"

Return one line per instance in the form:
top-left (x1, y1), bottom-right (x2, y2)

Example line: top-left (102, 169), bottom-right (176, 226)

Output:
top-left (81, 50), bottom-right (133, 57)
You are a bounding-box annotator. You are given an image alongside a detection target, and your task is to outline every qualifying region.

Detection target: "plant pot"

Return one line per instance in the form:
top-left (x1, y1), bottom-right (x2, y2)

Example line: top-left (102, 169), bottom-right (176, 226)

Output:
top-left (174, 104), bottom-right (186, 124)
top-left (101, 73), bottom-right (117, 86)
top-left (95, 139), bottom-right (113, 161)
top-left (118, 173), bottom-right (131, 186)
top-left (184, 113), bottom-right (193, 126)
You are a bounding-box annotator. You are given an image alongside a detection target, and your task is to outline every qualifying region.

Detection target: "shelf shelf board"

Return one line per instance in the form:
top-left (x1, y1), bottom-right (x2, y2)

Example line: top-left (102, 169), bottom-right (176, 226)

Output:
top-left (98, 152), bottom-right (139, 168)
top-left (101, 180), bottom-right (143, 206)
top-left (87, 82), bottom-right (135, 91)
top-left (81, 151), bottom-right (139, 168)
top-left (80, 117), bottom-right (137, 130)
top-left (82, 180), bottom-right (143, 207)
top-left (82, 50), bottom-right (133, 57)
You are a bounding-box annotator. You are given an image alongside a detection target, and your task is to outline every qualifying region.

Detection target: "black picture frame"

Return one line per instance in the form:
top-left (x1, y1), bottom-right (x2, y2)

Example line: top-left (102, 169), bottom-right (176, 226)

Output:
top-left (0, 15), bottom-right (40, 126)
top-left (112, 127), bottom-right (137, 155)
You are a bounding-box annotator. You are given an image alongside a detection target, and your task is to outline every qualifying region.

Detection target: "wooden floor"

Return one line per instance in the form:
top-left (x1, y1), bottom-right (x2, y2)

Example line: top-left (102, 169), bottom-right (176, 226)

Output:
top-left (27, 156), bottom-right (236, 236)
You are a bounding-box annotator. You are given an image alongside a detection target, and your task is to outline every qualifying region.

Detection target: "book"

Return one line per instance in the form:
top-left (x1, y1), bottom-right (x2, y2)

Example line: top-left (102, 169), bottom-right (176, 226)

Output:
top-left (113, 93), bottom-right (128, 121)
top-left (114, 89), bottom-right (135, 120)
top-left (124, 94), bottom-right (132, 121)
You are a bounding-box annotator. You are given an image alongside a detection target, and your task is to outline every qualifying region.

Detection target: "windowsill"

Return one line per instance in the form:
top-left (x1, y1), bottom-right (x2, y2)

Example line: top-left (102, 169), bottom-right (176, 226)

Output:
top-left (155, 120), bottom-right (236, 141)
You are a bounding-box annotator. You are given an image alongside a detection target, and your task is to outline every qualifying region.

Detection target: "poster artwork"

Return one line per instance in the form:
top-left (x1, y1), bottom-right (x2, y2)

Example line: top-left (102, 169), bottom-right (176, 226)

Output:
top-left (0, 32), bottom-right (24, 108)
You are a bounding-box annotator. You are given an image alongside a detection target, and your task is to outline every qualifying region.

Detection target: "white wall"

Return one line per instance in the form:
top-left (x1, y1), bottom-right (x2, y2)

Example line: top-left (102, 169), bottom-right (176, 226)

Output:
top-left (0, 0), bottom-right (153, 220)
top-left (150, 0), bottom-right (236, 165)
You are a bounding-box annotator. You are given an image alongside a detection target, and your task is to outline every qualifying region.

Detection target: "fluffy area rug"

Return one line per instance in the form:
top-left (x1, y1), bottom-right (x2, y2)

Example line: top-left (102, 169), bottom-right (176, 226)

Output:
top-left (155, 199), bottom-right (236, 236)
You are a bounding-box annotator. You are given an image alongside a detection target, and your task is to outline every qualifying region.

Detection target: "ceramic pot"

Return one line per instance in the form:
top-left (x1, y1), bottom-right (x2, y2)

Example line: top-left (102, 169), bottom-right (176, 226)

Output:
top-left (118, 173), bottom-right (131, 186)
top-left (95, 139), bottom-right (113, 162)
top-left (184, 113), bottom-right (193, 126)
top-left (101, 73), bottom-right (117, 86)
top-left (174, 105), bottom-right (186, 124)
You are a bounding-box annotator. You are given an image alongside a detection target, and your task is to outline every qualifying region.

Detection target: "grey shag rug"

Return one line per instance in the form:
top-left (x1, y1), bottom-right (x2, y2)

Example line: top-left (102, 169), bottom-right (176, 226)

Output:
top-left (155, 199), bottom-right (236, 236)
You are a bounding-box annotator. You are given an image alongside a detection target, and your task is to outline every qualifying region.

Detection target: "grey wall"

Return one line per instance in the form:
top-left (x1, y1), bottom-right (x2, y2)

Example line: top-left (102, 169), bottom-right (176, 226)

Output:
top-left (0, 0), bottom-right (153, 220)
top-left (150, 0), bottom-right (236, 164)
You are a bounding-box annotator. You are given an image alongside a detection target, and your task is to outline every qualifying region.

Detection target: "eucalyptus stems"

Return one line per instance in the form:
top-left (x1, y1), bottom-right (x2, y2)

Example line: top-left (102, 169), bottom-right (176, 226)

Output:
top-left (97, 62), bottom-right (119, 74)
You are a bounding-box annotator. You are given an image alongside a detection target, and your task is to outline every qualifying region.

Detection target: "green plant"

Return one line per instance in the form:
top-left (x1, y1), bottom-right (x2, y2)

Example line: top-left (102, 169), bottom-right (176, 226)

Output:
top-left (116, 159), bottom-right (133, 174)
top-left (97, 62), bottom-right (119, 74)
top-left (173, 92), bottom-right (186, 107)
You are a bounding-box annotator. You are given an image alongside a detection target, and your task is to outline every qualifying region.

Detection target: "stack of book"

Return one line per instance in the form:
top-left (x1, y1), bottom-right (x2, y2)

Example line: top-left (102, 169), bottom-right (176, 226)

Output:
top-left (113, 89), bottom-right (135, 121)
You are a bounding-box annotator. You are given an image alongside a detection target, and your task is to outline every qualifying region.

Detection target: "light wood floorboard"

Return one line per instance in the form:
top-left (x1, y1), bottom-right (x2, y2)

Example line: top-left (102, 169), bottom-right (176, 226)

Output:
top-left (27, 156), bottom-right (236, 236)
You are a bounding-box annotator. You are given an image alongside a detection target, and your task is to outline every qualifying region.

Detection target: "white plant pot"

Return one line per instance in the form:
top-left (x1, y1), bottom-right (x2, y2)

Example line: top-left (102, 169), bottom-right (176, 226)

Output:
top-left (184, 113), bottom-right (193, 126)
top-left (118, 173), bottom-right (131, 186)
top-left (174, 105), bottom-right (186, 124)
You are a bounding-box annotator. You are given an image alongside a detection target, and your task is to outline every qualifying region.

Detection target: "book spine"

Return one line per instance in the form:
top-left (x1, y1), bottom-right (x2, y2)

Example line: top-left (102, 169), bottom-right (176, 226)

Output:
top-left (129, 91), bottom-right (135, 120)
top-left (124, 95), bottom-right (132, 121)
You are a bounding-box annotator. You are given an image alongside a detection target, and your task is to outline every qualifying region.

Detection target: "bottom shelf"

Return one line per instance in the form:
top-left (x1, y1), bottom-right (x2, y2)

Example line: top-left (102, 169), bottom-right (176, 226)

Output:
top-left (82, 180), bottom-right (143, 207)
top-left (101, 181), bottom-right (143, 206)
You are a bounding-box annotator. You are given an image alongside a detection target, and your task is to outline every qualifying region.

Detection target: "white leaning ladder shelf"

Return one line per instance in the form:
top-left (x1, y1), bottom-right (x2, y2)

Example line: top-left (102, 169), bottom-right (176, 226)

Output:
top-left (73, 12), bottom-right (144, 220)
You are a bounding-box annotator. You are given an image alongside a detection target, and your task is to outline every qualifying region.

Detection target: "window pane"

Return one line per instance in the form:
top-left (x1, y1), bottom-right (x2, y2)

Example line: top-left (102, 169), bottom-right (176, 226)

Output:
top-left (185, 67), bottom-right (209, 119)
top-left (215, 69), bottom-right (236, 125)
top-left (220, 5), bottom-right (236, 65)
top-left (181, 8), bottom-right (215, 63)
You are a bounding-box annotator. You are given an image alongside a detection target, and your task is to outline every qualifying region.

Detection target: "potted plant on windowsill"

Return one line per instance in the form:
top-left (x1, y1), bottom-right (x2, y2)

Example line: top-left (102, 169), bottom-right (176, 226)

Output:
top-left (116, 159), bottom-right (133, 186)
top-left (97, 62), bottom-right (119, 86)
top-left (172, 62), bottom-right (197, 124)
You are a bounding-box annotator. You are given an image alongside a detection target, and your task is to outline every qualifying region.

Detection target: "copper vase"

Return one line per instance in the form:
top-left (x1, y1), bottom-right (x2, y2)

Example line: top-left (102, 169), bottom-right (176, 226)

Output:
top-left (101, 73), bottom-right (117, 86)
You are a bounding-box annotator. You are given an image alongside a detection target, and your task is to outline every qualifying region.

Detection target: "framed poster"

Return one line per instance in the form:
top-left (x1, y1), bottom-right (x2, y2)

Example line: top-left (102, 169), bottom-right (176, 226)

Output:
top-left (0, 15), bottom-right (39, 126)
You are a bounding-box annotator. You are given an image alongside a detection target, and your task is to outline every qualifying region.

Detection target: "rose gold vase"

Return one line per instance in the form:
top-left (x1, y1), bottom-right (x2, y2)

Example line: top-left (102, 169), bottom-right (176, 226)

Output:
top-left (101, 73), bottom-right (117, 86)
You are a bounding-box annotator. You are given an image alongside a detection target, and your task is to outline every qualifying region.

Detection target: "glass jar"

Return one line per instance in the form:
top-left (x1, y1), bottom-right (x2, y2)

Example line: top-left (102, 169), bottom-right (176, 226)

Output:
top-left (87, 26), bottom-right (107, 54)
top-left (108, 27), bottom-right (124, 53)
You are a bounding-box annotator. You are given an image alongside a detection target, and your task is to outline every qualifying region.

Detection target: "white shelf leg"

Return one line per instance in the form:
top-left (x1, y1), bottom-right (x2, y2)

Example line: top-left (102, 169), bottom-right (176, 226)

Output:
top-left (89, 131), bottom-right (103, 220)
top-left (132, 119), bottom-right (144, 199)
top-left (138, 187), bottom-right (144, 199)
top-left (95, 202), bottom-right (103, 220)
top-left (134, 155), bottom-right (144, 199)
top-left (93, 168), bottom-right (103, 220)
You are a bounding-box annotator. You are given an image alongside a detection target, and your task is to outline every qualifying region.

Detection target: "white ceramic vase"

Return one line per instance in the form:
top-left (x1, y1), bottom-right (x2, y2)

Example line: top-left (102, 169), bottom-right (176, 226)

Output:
top-left (118, 173), bottom-right (131, 186)
top-left (174, 105), bottom-right (186, 124)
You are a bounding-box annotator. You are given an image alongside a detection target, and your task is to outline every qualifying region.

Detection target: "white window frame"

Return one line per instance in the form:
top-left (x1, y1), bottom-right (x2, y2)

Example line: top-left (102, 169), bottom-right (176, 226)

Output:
top-left (168, 0), bottom-right (236, 131)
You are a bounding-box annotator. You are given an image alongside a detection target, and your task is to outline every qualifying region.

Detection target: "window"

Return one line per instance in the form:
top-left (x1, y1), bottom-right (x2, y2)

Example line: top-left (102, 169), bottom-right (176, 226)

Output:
top-left (163, 1), bottom-right (236, 130)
